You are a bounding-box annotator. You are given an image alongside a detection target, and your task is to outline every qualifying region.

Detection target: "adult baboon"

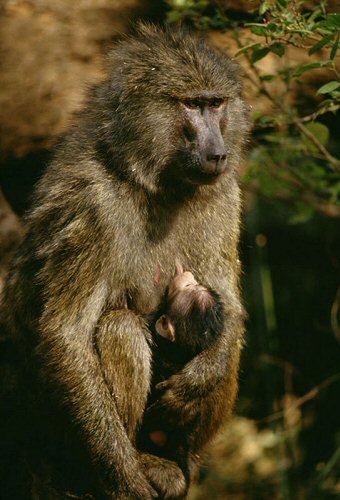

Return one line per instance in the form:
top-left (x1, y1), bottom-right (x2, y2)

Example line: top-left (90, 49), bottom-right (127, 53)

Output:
top-left (0, 24), bottom-right (250, 499)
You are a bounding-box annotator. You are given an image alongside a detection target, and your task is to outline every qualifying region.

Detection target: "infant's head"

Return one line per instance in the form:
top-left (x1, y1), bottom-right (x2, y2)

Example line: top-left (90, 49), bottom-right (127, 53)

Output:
top-left (155, 263), bottom-right (224, 355)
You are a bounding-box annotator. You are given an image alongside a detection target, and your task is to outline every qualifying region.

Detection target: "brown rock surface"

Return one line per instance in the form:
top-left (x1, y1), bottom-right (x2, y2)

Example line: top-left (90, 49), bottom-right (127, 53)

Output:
top-left (0, 0), bottom-right (162, 157)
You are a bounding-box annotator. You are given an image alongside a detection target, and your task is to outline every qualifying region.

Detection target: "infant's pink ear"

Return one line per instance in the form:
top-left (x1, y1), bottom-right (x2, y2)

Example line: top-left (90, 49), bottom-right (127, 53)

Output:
top-left (175, 261), bottom-right (184, 276)
top-left (155, 315), bottom-right (176, 342)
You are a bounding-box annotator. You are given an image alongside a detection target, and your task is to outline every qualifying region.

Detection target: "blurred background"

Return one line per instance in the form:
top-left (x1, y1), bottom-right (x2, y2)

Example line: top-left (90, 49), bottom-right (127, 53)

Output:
top-left (0, 1), bottom-right (339, 498)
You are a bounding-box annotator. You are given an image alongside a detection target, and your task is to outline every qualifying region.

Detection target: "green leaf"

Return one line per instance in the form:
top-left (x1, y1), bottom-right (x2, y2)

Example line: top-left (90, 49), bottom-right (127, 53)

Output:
top-left (293, 62), bottom-right (326, 77)
top-left (251, 47), bottom-right (270, 63)
top-left (270, 43), bottom-right (285, 57)
top-left (166, 11), bottom-right (183, 23)
top-left (289, 203), bottom-right (314, 224)
top-left (302, 122), bottom-right (330, 152)
top-left (259, 1), bottom-right (270, 15)
top-left (266, 23), bottom-right (279, 32)
top-left (309, 34), bottom-right (334, 55)
top-left (234, 43), bottom-right (260, 57)
top-left (277, 0), bottom-right (288, 7)
top-left (251, 111), bottom-right (263, 121)
top-left (260, 74), bottom-right (275, 81)
top-left (324, 14), bottom-right (340, 28)
top-left (330, 36), bottom-right (339, 60)
top-left (258, 115), bottom-right (275, 126)
top-left (330, 89), bottom-right (340, 98)
top-left (317, 81), bottom-right (340, 94)
top-left (251, 25), bottom-right (268, 36)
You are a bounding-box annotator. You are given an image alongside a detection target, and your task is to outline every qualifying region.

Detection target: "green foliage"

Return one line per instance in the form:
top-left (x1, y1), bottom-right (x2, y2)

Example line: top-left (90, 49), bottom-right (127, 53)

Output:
top-left (166, 0), bottom-right (340, 220)
top-left (317, 80), bottom-right (340, 94)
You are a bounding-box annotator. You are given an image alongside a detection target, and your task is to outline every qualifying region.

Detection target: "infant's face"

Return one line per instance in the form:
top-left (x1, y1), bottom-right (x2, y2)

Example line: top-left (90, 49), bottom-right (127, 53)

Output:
top-left (168, 271), bottom-right (198, 296)
top-left (168, 269), bottom-right (212, 317)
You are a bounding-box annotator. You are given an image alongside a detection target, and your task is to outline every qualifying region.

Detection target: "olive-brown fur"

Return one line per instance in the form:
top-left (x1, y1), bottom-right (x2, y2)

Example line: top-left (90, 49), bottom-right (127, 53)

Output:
top-left (0, 24), bottom-right (250, 499)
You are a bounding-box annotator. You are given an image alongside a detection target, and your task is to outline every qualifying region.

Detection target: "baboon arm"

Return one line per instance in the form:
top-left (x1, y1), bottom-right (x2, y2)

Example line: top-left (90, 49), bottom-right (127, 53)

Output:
top-left (182, 288), bottom-right (244, 386)
top-left (36, 282), bottom-right (156, 498)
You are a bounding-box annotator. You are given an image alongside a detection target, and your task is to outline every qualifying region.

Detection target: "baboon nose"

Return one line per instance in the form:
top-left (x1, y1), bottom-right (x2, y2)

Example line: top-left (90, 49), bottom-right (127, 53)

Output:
top-left (207, 154), bottom-right (227, 162)
top-left (203, 152), bottom-right (228, 175)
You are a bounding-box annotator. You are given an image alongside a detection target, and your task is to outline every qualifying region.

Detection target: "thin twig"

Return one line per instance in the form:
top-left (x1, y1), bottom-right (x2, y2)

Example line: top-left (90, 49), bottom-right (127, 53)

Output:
top-left (300, 104), bottom-right (340, 122)
top-left (256, 373), bottom-right (340, 424)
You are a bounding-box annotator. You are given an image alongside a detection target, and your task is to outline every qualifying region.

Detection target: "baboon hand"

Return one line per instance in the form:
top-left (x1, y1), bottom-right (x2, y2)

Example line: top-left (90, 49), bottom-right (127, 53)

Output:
top-left (141, 453), bottom-right (187, 499)
top-left (153, 373), bottom-right (202, 424)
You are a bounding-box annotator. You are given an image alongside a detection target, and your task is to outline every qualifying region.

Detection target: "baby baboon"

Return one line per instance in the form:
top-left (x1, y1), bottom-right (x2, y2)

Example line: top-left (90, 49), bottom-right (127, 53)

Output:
top-left (1, 23), bottom-right (250, 499)
top-left (152, 262), bottom-right (225, 367)
top-left (137, 264), bottom-right (225, 471)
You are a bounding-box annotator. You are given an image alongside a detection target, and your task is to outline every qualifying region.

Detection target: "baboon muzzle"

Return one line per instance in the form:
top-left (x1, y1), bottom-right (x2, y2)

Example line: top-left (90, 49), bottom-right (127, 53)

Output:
top-left (191, 108), bottom-right (228, 179)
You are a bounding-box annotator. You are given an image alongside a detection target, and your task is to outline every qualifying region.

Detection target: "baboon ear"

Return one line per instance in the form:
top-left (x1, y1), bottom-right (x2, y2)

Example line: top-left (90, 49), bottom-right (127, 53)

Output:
top-left (155, 315), bottom-right (176, 342)
top-left (175, 261), bottom-right (184, 275)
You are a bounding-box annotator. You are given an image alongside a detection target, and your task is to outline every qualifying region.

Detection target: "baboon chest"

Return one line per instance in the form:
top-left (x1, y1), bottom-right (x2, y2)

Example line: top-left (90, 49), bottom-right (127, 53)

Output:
top-left (120, 207), bottom-right (224, 316)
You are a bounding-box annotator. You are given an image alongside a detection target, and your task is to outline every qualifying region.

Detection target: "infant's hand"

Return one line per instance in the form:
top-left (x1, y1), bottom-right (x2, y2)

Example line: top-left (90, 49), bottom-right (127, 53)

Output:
top-left (151, 373), bottom-right (202, 425)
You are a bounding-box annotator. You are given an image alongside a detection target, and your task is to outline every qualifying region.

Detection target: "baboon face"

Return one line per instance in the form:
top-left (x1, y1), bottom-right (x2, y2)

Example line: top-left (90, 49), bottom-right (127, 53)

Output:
top-left (174, 94), bottom-right (228, 185)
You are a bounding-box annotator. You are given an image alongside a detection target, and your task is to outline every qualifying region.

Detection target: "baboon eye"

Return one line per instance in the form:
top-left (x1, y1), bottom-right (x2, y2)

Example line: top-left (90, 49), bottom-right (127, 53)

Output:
top-left (182, 99), bottom-right (201, 109)
top-left (210, 98), bottom-right (224, 108)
